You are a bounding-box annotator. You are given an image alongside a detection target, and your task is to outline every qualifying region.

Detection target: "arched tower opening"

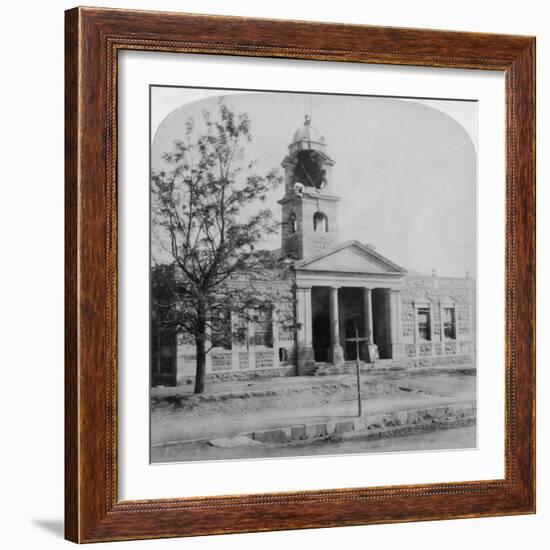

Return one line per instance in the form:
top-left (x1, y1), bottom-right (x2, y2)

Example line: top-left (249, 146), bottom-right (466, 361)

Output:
top-left (278, 115), bottom-right (340, 260)
top-left (313, 211), bottom-right (329, 233)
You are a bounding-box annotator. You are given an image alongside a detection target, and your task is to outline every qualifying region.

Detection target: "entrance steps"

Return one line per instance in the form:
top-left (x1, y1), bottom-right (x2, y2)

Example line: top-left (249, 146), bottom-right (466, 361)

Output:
top-left (307, 356), bottom-right (475, 376)
top-left (308, 359), bottom-right (400, 376)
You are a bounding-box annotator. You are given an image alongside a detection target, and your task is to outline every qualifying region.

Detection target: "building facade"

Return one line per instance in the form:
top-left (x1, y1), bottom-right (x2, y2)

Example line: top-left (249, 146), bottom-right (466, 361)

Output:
top-left (152, 116), bottom-right (475, 386)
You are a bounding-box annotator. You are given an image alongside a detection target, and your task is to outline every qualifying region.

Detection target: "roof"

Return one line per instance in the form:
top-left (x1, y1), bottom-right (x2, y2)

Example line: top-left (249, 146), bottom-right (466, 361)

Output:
top-left (292, 115), bottom-right (325, 145)
top-left (293, 240), bottom-right (407, 275)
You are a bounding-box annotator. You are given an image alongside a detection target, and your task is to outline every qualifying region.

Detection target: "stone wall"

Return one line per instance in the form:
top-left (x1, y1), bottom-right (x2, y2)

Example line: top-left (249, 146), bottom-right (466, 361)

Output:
top-left (172, 270), bottom-right (297, 385)
top-left (153, 268), bottom-right (476, 387)
top-left (299, 195), bottom-right (340, 259)
top-left (280, 198), bottom-right (303, 258)
top-left (399, 275), bottom-right (475, 359)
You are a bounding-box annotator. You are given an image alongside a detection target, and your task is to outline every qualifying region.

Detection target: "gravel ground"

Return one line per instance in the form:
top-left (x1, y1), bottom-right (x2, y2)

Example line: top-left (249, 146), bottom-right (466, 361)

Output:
top-left (151, 367), bottom-right (476, 417)
top-left (151, 369), bottom-right (476, 448)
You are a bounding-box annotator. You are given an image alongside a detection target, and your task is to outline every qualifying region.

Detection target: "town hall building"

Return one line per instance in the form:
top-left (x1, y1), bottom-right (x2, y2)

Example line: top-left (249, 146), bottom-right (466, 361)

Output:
top-left (152, 116), bottom-right (475, 386)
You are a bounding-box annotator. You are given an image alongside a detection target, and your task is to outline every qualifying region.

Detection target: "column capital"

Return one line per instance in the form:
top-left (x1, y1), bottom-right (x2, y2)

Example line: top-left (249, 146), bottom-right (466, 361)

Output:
top-left (362, 286), bottom-right (374, 292)
top-left (329, 285), bottom-right (341, 291)
top-left (296, 285), bottom-right (312, 291)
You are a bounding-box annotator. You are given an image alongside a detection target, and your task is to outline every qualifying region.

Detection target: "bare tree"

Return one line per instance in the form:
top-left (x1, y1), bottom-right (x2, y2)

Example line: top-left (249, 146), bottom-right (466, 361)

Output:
top-left (152, 101), bottom-right (292, 394)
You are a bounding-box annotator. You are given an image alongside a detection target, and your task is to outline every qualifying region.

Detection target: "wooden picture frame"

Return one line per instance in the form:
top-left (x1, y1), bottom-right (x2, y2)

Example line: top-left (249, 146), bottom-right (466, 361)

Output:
top-left (65, 6), bottom-right (536, 543)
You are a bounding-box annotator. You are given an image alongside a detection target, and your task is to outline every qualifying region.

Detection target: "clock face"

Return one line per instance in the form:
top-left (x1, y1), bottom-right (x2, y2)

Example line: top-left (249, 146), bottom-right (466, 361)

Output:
top-left (294, 150), bottom-right (326, 189)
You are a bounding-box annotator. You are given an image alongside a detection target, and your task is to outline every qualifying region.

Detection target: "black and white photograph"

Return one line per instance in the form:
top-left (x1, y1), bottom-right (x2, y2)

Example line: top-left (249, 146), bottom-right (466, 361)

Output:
top-left (1, 0), bottom-right (544, 547)
top-left (149, 87), bottom-right (477, 463)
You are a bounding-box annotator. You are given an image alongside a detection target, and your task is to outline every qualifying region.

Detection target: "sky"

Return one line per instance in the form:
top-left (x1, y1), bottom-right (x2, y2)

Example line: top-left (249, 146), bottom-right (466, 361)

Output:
top-left (151, 87), bottom-right (477, 278)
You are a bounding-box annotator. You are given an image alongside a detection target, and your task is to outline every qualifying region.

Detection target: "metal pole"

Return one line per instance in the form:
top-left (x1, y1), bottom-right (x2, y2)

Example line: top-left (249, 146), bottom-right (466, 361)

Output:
top-left (355, 327), bottom-right (362, 417)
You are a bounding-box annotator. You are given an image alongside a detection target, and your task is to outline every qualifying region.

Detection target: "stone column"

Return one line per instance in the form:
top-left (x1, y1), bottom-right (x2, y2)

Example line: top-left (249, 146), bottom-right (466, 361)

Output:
top-left (388, 289), bottom-right (403, 359)
top-left (439, 301), bottom-right (446, 356)
top-left (327, 286), bottom-right (344, 366)
top-left (296, 286), bottom-right (315, 372)
top-left (363, 288), bottom-right (374, 344)
top-left (363, 287), bottom-right (378, 362)
top-left (396, 291), bottom-right (403, 345)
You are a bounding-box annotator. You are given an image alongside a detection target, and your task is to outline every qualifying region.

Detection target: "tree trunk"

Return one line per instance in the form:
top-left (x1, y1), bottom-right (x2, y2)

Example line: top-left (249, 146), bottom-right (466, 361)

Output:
top-left (194, 332), bottom-right (207, 394)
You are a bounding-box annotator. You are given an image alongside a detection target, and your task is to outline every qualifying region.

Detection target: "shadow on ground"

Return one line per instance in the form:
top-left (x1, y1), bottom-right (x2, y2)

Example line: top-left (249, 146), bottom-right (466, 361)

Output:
top-left (31, 519), bottom-right (64, 539)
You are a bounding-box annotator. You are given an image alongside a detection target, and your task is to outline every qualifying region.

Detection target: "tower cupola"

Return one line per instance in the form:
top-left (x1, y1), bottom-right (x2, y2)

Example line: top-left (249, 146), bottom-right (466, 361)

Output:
top-left (278, 116), bottom-right (340, 260)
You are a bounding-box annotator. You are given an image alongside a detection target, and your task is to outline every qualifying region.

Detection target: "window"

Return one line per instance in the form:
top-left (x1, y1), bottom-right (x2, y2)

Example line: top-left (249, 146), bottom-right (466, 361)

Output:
top-left (288, 212), bottom-right (297, 233)
top-left (253, 306), bottom-right (273, 347)
top-left (279, 347), bottom-right (288, 362)
top-left (211, 310), bottom-right (232, 349)
top-left (313, 211), bottom-right (328, 232)
top-left (443, 307), bottom-right (456, 339)
top-left (417, 307), bottom-right (431, 341)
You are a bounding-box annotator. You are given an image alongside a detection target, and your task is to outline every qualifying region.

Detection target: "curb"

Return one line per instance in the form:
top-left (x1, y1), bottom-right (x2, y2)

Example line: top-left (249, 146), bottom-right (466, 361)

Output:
top-left (245, 403), bottom-right (476, 444)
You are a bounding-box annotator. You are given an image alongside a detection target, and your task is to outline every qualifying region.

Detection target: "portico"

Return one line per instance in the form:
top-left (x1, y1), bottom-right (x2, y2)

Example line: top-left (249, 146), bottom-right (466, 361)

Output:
top-left (293, 240), bottom-right (406, 372)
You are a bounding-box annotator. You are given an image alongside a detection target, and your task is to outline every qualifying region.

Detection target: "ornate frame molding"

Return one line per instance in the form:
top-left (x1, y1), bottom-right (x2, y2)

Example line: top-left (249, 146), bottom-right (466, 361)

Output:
top-left (65, 7), bottom-right (535, 543)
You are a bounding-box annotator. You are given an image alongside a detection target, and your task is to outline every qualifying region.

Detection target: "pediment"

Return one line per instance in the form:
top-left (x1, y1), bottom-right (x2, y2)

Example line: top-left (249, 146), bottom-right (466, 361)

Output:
top-left (295, 241), bottom-right (406, 275)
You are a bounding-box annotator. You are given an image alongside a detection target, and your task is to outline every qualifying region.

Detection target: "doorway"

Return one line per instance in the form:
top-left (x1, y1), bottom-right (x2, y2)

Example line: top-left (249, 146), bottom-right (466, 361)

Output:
top-left (372, 288), bottom-right (391, 359)
top-left (311, 287), bottom-right (330, 362)
top-left (340, 287), bottom-right (366, 361)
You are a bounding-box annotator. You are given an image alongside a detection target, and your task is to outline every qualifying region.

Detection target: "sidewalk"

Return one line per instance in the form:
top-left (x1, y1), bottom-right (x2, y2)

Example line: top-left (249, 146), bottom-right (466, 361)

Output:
top-left (151, 390), bottom-right (475, 446)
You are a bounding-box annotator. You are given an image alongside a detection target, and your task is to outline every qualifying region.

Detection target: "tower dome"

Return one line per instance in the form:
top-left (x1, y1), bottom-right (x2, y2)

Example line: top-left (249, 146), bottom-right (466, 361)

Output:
top-left (292, 115), bottom-right (324, 143)
top-left (290, 115), bottom-right (327, 154)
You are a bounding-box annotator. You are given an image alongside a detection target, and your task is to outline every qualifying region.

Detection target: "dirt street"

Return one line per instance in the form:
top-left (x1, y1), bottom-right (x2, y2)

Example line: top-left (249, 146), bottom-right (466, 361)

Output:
top-left (151, 368), bottom-right (476, 456)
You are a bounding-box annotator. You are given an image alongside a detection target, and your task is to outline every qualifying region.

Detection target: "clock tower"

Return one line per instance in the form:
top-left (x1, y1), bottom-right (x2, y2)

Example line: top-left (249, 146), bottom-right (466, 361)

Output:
top-left (278, 116), bottom-right (340, 260)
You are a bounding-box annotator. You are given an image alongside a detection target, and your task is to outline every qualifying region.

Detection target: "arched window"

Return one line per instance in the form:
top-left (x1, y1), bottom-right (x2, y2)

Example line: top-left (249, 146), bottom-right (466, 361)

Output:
top-left (313, 211), bottom-right (329, 232)
top-left (288, 212), bottom-right (297, 233)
